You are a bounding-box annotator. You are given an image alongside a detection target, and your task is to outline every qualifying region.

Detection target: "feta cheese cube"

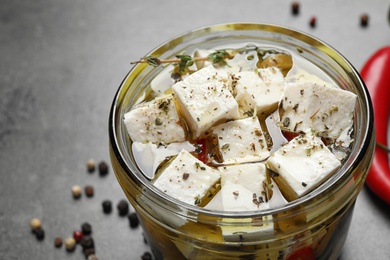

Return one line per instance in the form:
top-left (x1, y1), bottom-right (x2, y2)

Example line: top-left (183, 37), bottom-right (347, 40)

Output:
top-left (172, 65), bottom-right (240, 138)
top-left (212, 117), bottom-right (270, 164)
top-left (124, 94), bottom-right (186, 144)
top-left (266, 129), bottom-right (341, 201)
top-left (219, 163), bottom-right (268, 195)
top-left (232, 68), bottom-right (286, 117)
top-left (210, 179), bottom-right (274, 242)
top-left (280, 82), bottom-right (357, 139)
top-left (153, 149), bottom-right (221, 206)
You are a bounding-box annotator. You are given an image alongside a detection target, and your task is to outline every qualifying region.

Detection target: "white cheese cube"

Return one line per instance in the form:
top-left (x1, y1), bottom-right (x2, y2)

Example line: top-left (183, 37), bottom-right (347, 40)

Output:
top-left (132, 141), bottom-right (196, 179)
top-left (124, 94), bottom-right (186, 144)
top-left (219, 180), bottom-right (260, 211)
top-left (232, 68), bottom-right (286, 117)
top-left (153, 149), bottom-right (221, 206)
top-left (215, 180), bottom-right (274, 241)
top-left (266, 129), bottom-right (341, 201)
top-left (219, 163), bottom-right (268, 195)
top-left (212, 117), bottom-right (270, 164)
top-left (172, 65), bottom-right (240, 138)
top-left (280, 82), bottom-right (357, 139)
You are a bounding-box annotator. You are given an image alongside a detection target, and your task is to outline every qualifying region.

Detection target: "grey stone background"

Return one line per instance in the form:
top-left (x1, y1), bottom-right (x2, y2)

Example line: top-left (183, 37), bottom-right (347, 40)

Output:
top-left (1, 0), bottom-right (389, 259)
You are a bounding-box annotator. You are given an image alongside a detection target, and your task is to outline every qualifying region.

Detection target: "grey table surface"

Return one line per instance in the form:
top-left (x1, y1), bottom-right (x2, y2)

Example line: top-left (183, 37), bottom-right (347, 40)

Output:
top-left (1, 0), bottom-right (390, 259)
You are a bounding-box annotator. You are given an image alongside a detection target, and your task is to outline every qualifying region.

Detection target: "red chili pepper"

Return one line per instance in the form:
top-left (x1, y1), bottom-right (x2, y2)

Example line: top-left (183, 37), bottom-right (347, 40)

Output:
top-left (360, 46), bottom-right (390, 204)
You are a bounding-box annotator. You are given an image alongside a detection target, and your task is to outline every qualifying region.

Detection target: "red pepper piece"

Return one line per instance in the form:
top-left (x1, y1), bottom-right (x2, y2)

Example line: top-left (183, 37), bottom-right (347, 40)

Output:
top-left (282, 130), bottom-right (299, 141)
top-left (287, 245), bottom-right (315, 260)
top-left (360, 46), bottom-right (390, 204)
top-left (196, 138), bottom-right (208, 163)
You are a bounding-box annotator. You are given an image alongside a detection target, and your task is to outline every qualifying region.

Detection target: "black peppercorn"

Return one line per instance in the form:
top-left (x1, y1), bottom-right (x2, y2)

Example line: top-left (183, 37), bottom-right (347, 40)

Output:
top-left (128, 212), bottom-right (139, 228)
top-left (141, 252), bottom-right (153, 260)
top-left (117, 199), bottom-right (129, 216)
top-left (34, 228), bottom-right (45, 241)
top-left (360, 14), bottom-right (369, 27)
top-left (81, 222), bottom-right (92, 235)
top-left (102, 200), bottom-right (112, 214)
top-left (291, 2), bottom-right (300, 15)
top-left (98, 161), bottom-right (109, 176)
top-left (80, 235), bottom-right (95, 250)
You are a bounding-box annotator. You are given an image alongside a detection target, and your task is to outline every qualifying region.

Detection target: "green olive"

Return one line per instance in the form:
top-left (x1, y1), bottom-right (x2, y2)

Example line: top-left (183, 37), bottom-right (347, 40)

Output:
top-left (257, 53), bottom-right (293, 77)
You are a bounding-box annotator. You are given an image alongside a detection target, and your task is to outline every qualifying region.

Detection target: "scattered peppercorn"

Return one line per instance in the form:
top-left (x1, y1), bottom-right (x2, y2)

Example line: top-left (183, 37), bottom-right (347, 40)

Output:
top-left (73, 230), bottom-right (84, 243)
top-left (98, 161), bottom-right (109, 176)
top-left (291, 2), bottom-right (300, 15)
top-left (84, 185), bottom-right (94, 197)
top-left (80, 235), bottom-right (95, 250)
top-left (309, 16), bottom-right (317, 28)
top-left (65, 237), bottom-right (76, 252)
top-left (72, 185), bottom-right (82, 199)
top-left (86, 159), bottom-right (96, 173)
top-left (128, 212), bottom-right (139, 228)
top-left (54, 237), bottom-right (63, 248)
top-left (30, 218), bottom-right (42, 231)
top-left (360, 14), bottom-right (369, 27)
top-left (117, 199), bottom-right (129, 216)
top-left (34, 228), bottom-right (45, 241)
top-left (141, 252), bottom-right (153, 260)
top-left (81, 222), bottom-right (92, 235)
top-left (88, 254), bottom-right (99, 260)
top-left (102, 200), bottom-right (112, 214)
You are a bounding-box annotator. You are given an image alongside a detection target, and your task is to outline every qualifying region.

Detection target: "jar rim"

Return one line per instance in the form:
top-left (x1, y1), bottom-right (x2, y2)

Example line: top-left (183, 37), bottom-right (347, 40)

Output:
top-left (109, 22), bottom-right (374, 218)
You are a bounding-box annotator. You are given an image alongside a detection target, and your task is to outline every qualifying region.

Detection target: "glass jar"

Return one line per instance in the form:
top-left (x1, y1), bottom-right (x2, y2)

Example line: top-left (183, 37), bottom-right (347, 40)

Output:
top-left (109, 23), bottom-right (375, 260)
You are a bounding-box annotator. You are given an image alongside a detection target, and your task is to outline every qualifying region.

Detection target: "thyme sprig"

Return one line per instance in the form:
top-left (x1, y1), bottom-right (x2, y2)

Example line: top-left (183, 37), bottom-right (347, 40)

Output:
top-left (130, 45), bottom-right (284, 75)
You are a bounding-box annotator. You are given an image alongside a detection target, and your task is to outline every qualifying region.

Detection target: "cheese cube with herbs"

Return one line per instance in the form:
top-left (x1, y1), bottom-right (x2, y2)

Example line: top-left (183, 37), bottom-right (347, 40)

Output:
top-left (219, 162), bottom-right (269, 196)
top-left (124, 94), bottom-right (186, 144)
top-left (212, 117), bottom-right (270, 164)
top-left (280, 82), bottom-right (357, 139)
top-left (232, 68), bottom-right (286, 117)
top-left (172, 65), bottom-right (240, 138)
top-left (266, 129), bottom-right (341, 201)
top-left (153, 149), bottom-right (221, 206)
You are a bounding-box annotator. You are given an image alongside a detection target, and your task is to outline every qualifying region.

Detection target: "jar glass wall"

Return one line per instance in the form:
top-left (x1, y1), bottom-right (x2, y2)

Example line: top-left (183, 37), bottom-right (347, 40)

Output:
top-left (109, 23), bottom-right (374, 260)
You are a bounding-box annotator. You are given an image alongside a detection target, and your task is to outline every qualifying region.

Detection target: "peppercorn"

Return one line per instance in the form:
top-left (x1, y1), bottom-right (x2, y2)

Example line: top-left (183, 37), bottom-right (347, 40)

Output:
top-left (141, 252), bottom-right (153, 260)
top-left (84, 247), bottom-right (96, 258)
top-left (65, 237), bottom-right (76, 252)
top-left (34, 228), bottom-right (45, 241)
top-left (98, 161), bottom-right (109, 176)
top-left (117, 199), bottom-right (129, 216)
top-left (80, 235), bottom-right (95, 250)
top-left (54, 237), bottom-right (63, 248)
top-left (360, 14), bottom-right (369, 27)
top-left (128, 212), bottom-right (139, 228)
top-left (309, 16), bottom-right (317, 28)
top-left (86, 159), bottom-right (96, 173)
top-left (84, 185), bottom-right (94, 197)
top-left (88, 254), bottom-right (98, 260)
top-left (73, 230), bottom-right (84, 243)
top-left (30, 218), bottom-right (42, 231)
top-left (102, 200), bottom-right (112, 214)
top-left (72, 185), bottom-right (82, 199)
top-left (81, 222), bottom-right (92, 235)
top-left (291, 2), bottom-right (300, 15)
